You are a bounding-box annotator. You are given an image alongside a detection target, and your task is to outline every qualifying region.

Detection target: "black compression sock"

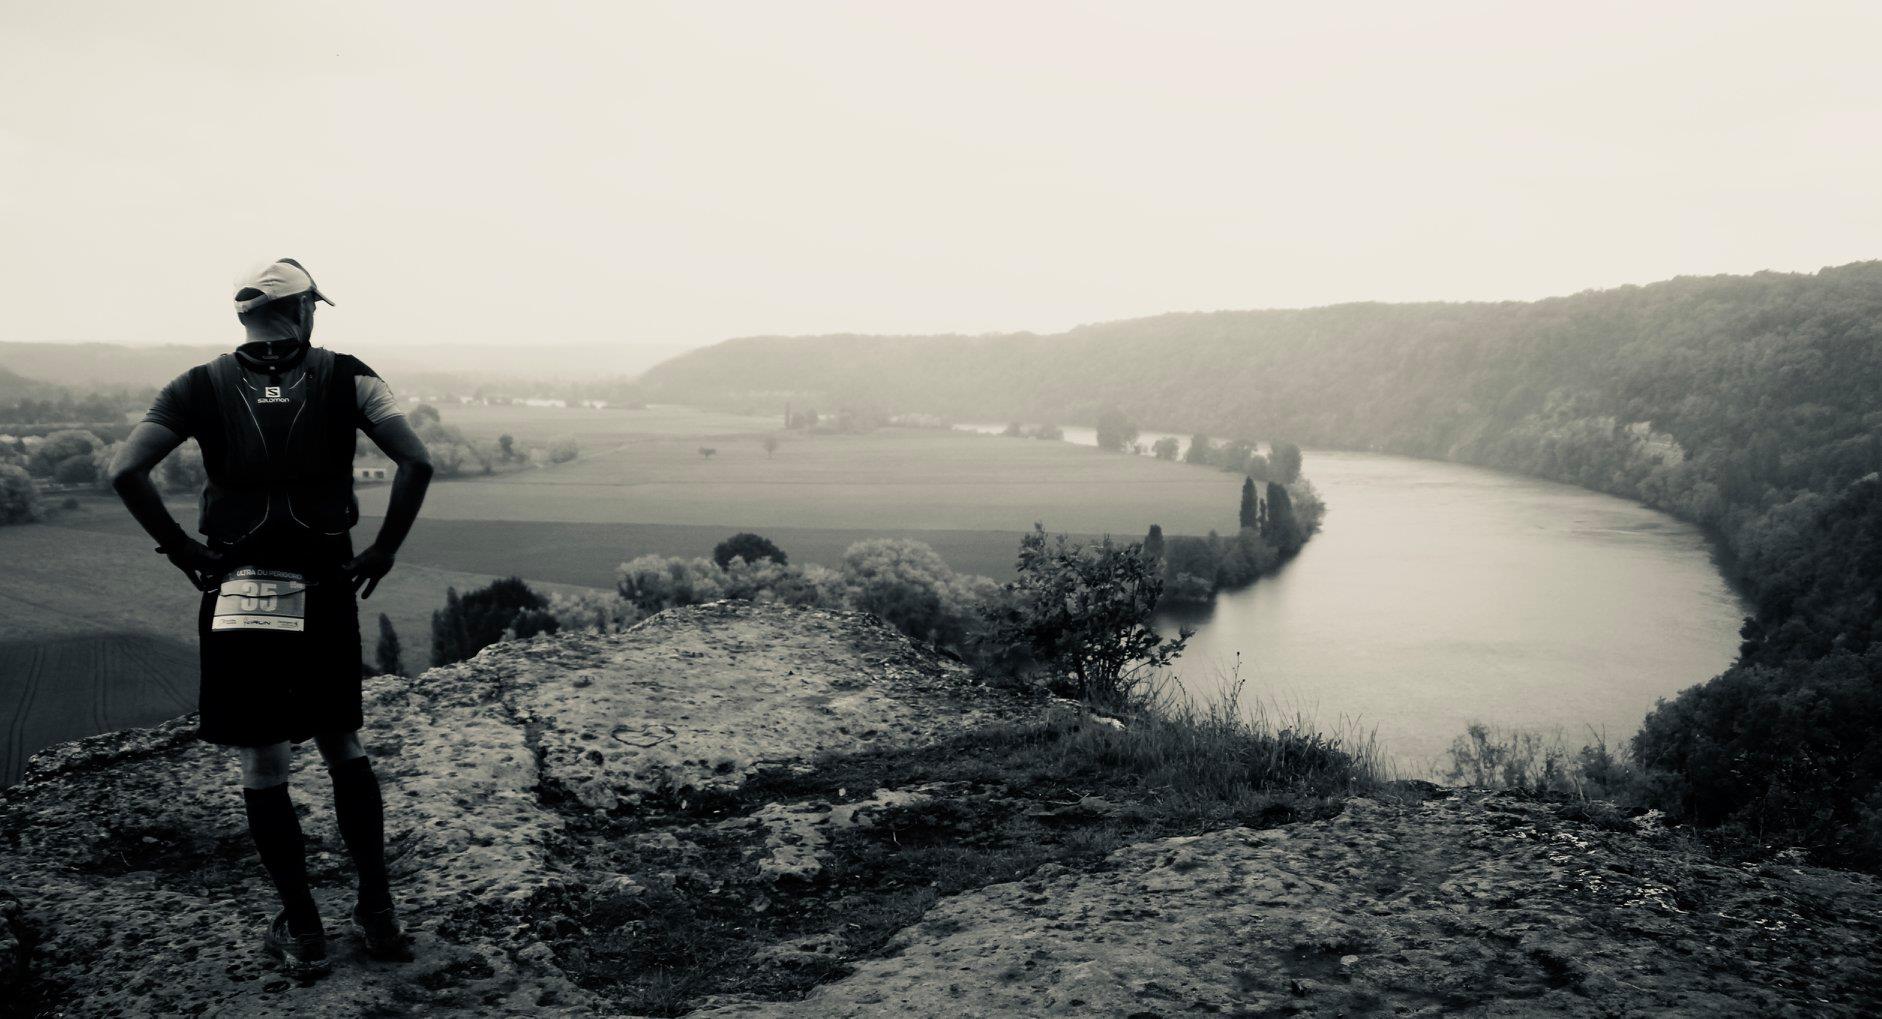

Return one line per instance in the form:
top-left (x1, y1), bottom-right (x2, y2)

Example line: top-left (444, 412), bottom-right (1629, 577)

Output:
top-left (327, 755), bottom-right (392, 912)
top-left (241, 783), bottom-right (322, 936)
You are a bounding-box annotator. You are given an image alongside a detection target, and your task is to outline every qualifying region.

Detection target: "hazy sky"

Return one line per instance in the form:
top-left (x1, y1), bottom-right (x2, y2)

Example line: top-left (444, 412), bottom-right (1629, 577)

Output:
top-left (4, 2), bottom-right (1880, 351)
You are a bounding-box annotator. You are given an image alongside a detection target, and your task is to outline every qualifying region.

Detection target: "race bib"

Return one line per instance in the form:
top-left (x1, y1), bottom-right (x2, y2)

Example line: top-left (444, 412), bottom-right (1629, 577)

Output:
top-left (211, 568), bottom-right (309, 633)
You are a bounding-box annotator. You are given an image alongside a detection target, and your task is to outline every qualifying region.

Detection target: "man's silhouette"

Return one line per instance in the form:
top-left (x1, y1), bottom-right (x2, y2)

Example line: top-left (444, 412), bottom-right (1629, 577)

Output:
top-left (110, 258), bottom-right (433, 975)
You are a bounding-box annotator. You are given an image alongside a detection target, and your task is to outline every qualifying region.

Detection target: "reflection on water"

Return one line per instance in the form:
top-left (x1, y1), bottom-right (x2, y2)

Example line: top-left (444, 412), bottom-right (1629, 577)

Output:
top-left (1154, 452), bottom-right (1746, 772)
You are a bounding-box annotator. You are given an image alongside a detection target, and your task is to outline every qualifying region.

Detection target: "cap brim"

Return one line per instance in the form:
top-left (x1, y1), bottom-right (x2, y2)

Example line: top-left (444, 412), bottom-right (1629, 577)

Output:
top-left (311, 288), bottom-right (335, 306)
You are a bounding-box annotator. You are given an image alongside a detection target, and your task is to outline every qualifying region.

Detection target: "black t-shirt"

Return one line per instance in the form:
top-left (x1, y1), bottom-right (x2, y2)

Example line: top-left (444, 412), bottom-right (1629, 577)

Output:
top-left (144, 357), bottom-right (405, 443)
top-left (141, 352), bottom-right (406, 565)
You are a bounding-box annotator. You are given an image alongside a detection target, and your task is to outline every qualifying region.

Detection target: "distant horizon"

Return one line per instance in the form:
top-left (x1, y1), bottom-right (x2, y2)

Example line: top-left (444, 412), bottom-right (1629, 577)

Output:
top-left (17, 254), bottom-right (1873, 352)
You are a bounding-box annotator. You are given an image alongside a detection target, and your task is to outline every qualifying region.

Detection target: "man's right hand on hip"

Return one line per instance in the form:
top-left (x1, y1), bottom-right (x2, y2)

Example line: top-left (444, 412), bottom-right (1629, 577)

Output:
top-left (162, 539), bottom-right (228, 591)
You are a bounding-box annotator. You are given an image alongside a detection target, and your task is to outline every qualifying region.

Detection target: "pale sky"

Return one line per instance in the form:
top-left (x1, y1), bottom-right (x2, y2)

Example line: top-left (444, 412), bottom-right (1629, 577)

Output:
top-left (4, 2), bottom-right (1880, 351)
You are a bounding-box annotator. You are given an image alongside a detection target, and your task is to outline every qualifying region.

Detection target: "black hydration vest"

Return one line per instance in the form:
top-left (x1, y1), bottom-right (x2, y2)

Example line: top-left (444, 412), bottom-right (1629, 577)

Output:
top-left (182, 347), bottom-right (366, 546)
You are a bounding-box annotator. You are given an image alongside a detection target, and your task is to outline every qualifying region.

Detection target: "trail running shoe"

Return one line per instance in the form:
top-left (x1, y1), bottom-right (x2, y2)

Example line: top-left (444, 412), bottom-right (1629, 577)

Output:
top-left (262, 909), bottom-right (330, 977)
top-left (352, 903), bottom-right (413, 961)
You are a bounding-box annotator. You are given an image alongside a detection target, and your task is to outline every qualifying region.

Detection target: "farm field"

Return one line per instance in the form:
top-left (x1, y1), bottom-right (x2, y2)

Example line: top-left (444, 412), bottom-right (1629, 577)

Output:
top-left (357, 427), bottom-right (1244, 536)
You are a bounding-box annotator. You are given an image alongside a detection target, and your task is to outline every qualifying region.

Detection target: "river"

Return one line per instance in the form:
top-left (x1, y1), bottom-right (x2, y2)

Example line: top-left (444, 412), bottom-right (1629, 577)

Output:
top-left (955, 425), bottom-right (1747, 772)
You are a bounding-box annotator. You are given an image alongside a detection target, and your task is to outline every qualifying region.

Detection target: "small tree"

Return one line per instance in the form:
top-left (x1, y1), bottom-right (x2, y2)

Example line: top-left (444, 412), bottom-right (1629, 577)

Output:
top-left (1238, 476), bottom-right (1258, 530)
top-left (1264, 481), bottom-right (1303, 551)
top-left (1217, 439), bottom-right (1255, 476)
top-left (989, 524), bottom-right (1189, 708)
top-left (1094, 407), bottom-right (1139, 453)
top-left (0, 464), bottom-right (40, 525)
top-left (409, 403), bottom-right (442, 428)
top-left (1033, 423), bottom-right (1063, 441)
top-left (1001, 421), bottom-right (1025, 437)
top-left (547, 437), bottom-right (580, 464)
top-left (762, 435), bottom-right (780, 458)
top-left (431, 577), bottom-right (558, 666)
top-left (1150, 436), bottom-right (1180, 460)
top-left (713, 532), bottom-right (788, 569)
top-left (498, 434), bottom-right (516, 461)
top-left (1184, 434), bottom-right (1213, 466)
top-left (698, 446), bottom-right (717, 460)
top-left (376, 613), bottom-right (405, 677)
top-left (1270, 441), bottom-right (1303, 483)
top-left (1143, 523), bottom-right (1165, 563)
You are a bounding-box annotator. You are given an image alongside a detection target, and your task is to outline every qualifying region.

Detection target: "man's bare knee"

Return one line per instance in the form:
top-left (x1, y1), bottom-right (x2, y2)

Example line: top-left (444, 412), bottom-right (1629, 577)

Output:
top-left (314, 730), bottom-right (365, 766)
top-left (238, 743), bottom-right (293, 789)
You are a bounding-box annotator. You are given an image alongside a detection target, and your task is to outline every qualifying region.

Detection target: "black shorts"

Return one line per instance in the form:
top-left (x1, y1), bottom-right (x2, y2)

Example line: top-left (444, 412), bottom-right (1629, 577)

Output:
top-left (195, 554), bottom-right (363, 748)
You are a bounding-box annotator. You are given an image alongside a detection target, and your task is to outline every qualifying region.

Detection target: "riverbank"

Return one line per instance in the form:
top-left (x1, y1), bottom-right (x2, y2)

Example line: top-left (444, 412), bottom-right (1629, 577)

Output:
top-left (5, 602), bottom-right (1877, 1015)
top-left (1154, 450), bottom-right (1746, 772)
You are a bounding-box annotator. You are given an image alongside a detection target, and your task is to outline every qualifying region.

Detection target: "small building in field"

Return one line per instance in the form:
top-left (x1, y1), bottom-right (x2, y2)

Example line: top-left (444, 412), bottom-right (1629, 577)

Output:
top-left (353, 466), bottom-right (390, 483)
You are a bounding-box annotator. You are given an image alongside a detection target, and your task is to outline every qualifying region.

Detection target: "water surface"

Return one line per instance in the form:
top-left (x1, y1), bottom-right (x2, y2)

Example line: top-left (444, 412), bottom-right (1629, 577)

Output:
top-left (1156, 451), bottom-right (1746, 771)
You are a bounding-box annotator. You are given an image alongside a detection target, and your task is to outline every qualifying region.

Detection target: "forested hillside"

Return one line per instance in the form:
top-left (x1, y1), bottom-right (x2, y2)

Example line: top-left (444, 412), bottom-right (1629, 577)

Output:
top-left (644, 261), bottom-right (1882, 865)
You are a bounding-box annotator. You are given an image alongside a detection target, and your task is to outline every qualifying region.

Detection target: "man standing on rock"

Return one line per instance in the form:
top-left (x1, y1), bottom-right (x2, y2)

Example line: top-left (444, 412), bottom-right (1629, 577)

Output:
top-left (109, 258), bottom-right (433, 976)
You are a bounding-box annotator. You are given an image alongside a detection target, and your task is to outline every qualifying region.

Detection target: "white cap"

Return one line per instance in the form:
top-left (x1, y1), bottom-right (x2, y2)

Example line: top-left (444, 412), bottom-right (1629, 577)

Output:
top-left (233, 258), bottom-right (334, 314)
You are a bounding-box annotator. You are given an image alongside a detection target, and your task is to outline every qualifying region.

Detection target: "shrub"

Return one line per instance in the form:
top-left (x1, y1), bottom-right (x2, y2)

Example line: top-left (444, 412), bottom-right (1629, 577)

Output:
top-left (26, 429), bottom-right (102, 477)
top-left (1161, 536), bottom-right (1219, 602)
top-left (713, 532), bottom-right (788, 569)
top-left (837, 538), bottom-right (989, 648)
top-left (986, 524), bottom-right (1190, 708)
top-left (431, 577), bottom-right (559, 666)
top-left (0, 464), bottom-right (39, 524)
top-left (546, 437), bottom-right (580, 464)
top-left (547, 590), bottom-right (645, 633)
top-left (616, 555), bottom-right (727, 614)
top-left (722, 557), bottom-right (842, 608)
top-left (52, 456), bottom-right (96, 486)
top-left (414, 415), bottom-right (490, 478)
top-left (1445, 723), bottom-right (1639, 802)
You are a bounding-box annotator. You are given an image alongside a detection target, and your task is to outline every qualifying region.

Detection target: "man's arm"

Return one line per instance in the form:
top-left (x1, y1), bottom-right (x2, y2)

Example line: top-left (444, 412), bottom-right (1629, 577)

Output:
top-left (110, 422), bottom-right (224, 589)
top-left (344, 415), bottom-right (433, 598)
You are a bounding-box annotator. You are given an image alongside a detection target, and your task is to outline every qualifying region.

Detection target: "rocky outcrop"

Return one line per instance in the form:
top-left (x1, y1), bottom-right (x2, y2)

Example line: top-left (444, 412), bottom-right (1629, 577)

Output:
top-left (4, 601), bottom-right (1880, 1016)
top-left (0, 602), bottom-right (1021, 1016)
top-left (696, 795), bottom-right (1882, 1016)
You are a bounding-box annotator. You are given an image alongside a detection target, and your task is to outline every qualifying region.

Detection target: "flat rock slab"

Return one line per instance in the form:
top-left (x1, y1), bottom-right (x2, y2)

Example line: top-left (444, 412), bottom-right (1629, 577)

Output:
top-left (0, 602), bottom-right (1014, 1016)
top-left (697, 795), bottom-right (1882, 1018)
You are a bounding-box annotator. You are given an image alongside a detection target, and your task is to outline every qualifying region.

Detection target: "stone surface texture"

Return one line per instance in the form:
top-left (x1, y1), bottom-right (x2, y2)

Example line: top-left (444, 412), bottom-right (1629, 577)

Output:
top-left (4, 600), bottom-right (1880, 1016)
top-left (696, 796), bottom-right (1882, 1017)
